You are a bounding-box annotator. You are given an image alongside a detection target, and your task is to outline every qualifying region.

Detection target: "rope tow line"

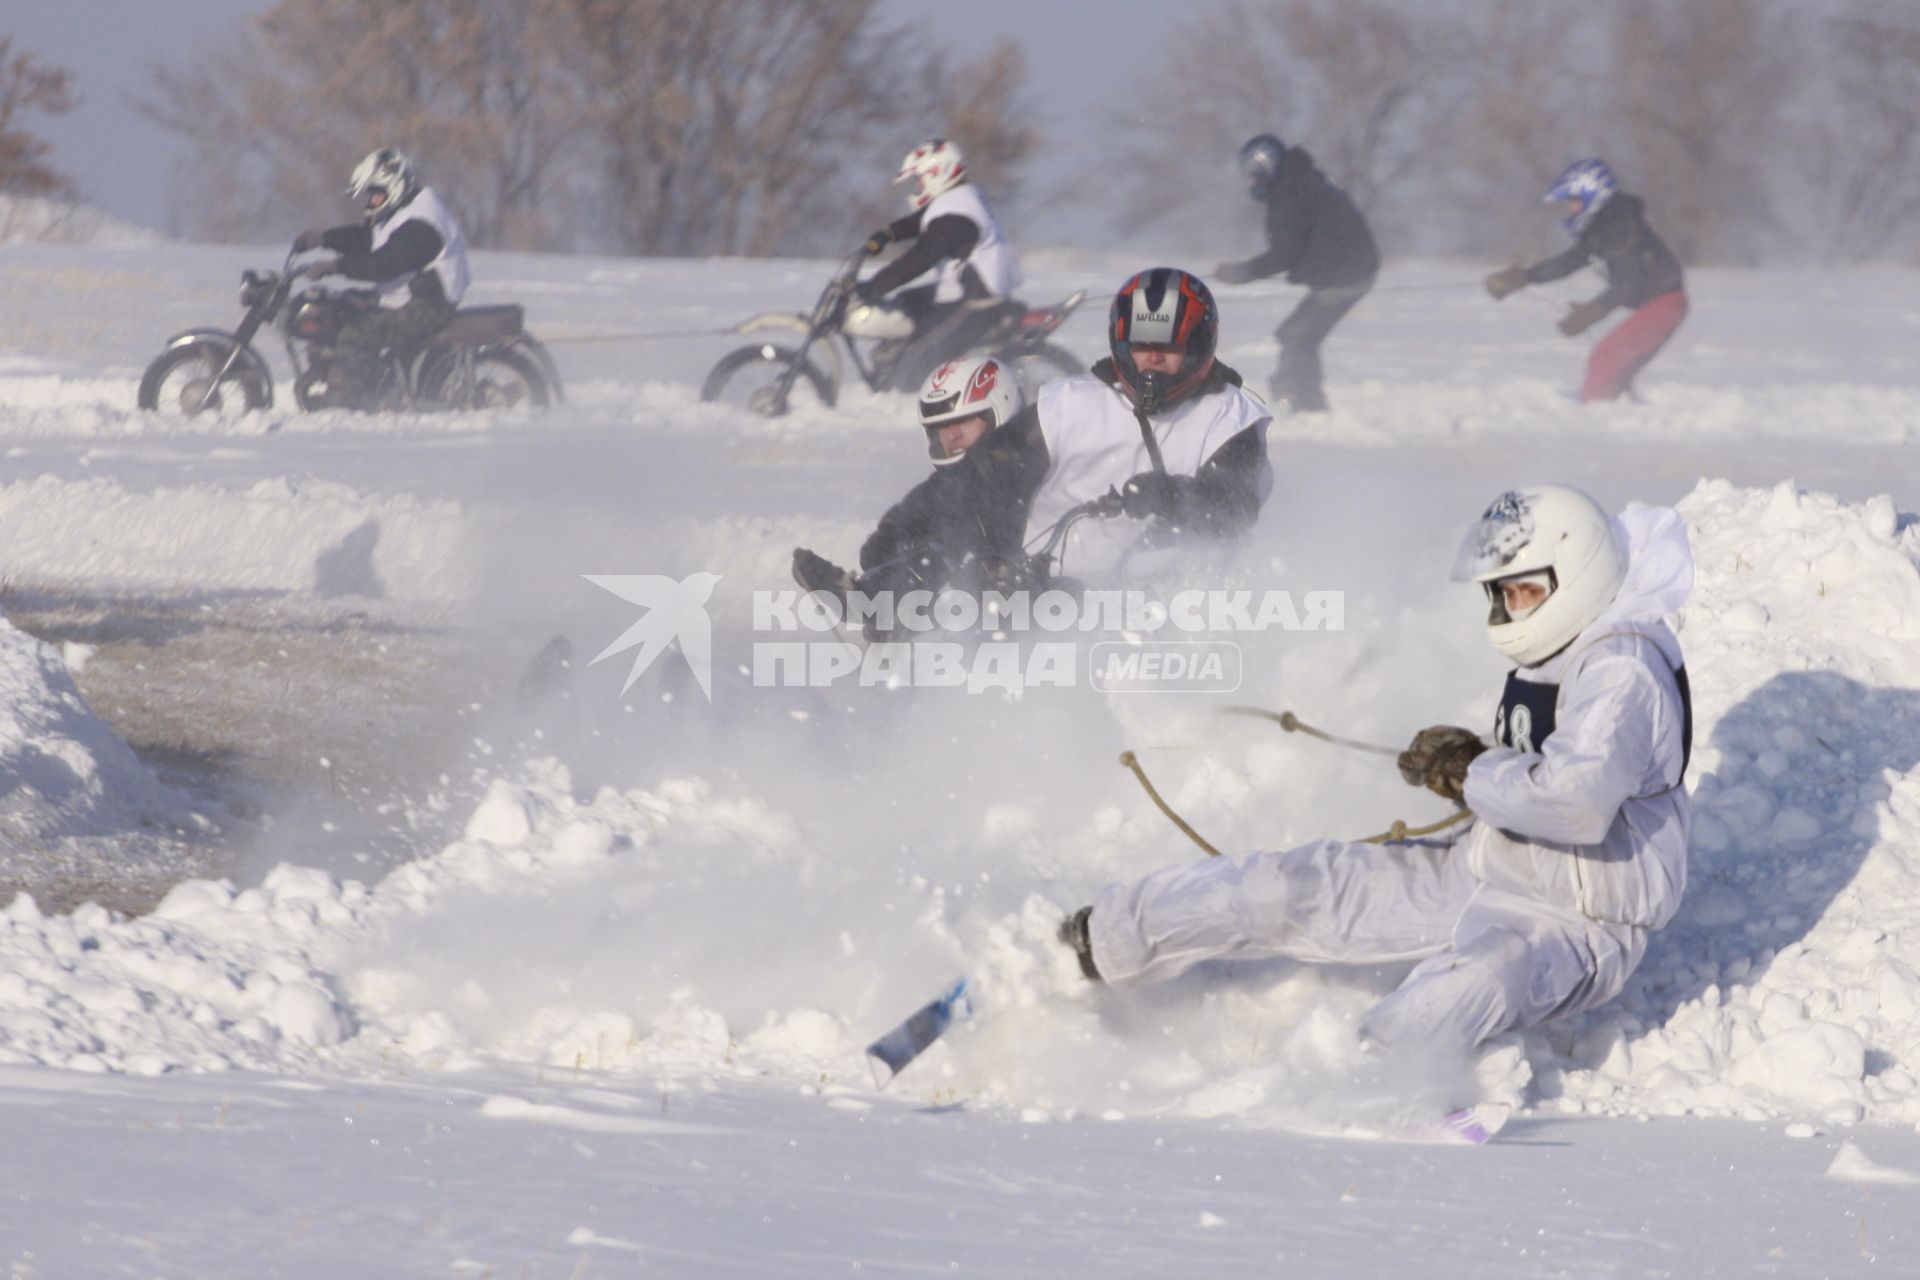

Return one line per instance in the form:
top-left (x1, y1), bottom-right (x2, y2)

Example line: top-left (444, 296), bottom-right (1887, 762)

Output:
top-left (1115, 705), bottom-right (1480, 857)
top-left (536, 325), bottom-right (740, 345)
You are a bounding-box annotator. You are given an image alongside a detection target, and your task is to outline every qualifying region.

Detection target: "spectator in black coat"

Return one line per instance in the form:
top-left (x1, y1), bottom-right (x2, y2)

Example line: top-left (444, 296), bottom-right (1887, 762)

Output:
top-left (1215, 133), bottom-right (1380, 413)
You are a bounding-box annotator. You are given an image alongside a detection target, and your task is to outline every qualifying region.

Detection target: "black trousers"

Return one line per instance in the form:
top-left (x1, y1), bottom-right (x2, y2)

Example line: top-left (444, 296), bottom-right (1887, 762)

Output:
top-left (333, 293), bottom-right (456, 389)
top-left (1273, 279), bottom-right (1371, 412)
top-left (884, 286), bottom-right (1016, 392)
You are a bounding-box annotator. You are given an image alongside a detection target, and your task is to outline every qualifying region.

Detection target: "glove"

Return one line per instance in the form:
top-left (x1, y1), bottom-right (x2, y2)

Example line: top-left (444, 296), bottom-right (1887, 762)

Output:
top-left (861, 227), bottom-right (892, 256)
top-left (1213, 260), bottom-right (1256, 286)
top-left (1397, 725), bottom-right (1484, 789)
top-left (1558, 298), bottom-right (1611, 337)
top-left (1423, 737), bottom-right (1488, 804)
top-left (292, 228), bottom-right (327, 254)
top-left (1484, 264), bottom-right (1528, 300)
top-left (1118, 471), bottom-right (1183, 520)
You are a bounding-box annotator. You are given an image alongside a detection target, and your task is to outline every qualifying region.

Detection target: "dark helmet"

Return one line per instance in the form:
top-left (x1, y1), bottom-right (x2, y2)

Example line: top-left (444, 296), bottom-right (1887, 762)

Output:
top-left (1108, 267), bottom-right (1219, 414)
top-left (1237, 133), bottom-right (1287, 200)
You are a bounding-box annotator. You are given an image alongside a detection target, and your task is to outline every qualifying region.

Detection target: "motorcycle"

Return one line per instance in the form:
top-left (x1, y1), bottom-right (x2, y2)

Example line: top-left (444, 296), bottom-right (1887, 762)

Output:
top-left (700, 249), bottom-right (1085, 416)
top-left (137, 250), bottom-right (564, 418)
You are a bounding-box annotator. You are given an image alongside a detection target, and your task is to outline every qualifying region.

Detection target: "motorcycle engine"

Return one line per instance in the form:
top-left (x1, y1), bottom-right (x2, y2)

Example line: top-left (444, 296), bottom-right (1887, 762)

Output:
top-left (290, 297), bottom-right (346, 347)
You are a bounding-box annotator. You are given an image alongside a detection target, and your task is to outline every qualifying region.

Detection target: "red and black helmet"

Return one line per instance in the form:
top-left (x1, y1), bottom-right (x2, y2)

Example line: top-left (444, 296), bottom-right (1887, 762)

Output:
top-left (1108, 267), bottom-right (1218, 413)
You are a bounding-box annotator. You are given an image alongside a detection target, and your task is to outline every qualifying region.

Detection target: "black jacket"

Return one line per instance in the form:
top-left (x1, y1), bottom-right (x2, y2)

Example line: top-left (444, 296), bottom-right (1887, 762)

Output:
top-left (860, 361), bottom-right (1268, 579)
top-left (1524, 193), bottom-right (1684, 312)
top-left (319, 194), bottom-right (450, 306)
top-left (860, 404), bottom-right (1048, 577)
top-left (1230, 147), bottom-right (1379, 289)
top-left (859, 204), bottom-right (987, 302)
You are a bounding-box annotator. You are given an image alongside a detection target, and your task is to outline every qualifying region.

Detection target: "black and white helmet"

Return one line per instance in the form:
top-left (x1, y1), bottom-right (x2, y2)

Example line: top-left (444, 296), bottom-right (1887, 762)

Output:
top-left (347, 148), bottom-right (418, 224)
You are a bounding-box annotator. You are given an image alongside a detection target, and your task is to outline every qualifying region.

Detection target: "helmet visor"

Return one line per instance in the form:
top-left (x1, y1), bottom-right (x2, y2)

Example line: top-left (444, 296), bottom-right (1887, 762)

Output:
top-left (1483, 569), bottom-right (1556, 625)
top-left (1450, 495), bottom-right (1539, 581)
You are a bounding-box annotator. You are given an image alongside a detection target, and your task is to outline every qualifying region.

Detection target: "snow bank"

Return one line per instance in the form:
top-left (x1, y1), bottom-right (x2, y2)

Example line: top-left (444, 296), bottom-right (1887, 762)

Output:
top-left (0, 195), bottom-right (158, 247)
top-left (0, 473), bottom-right (472, 601)
top-left (0, 614), bottom-right (172, 840)
top-left (1540, 480), bottom-right (1920, 1125)
top-left (0, 611), bottom-right (197, 894)
top-left (5, 480), bottom-right (1920, 1134)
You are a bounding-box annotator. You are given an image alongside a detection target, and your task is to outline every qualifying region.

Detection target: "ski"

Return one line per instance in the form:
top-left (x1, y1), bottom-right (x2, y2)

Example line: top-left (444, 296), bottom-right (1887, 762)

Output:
top-left (865, 977), bottom-right (971, 1088)
top-left (1273, 1101), bottom-right (1513, 1146)
top-left (1433, 1102), bottom-right (1512, 1144)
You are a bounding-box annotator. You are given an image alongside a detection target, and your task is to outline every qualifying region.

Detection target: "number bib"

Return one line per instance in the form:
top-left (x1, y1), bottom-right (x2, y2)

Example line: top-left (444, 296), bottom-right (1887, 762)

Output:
top-left (1492, 664), bottom-right (1693, 770)
top-left (1493, 671), bottom-right (1558, 755)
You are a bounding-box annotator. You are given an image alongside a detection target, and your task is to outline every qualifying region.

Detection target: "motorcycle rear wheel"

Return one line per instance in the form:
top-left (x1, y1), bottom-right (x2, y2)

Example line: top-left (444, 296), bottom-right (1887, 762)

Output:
top-left (136, 342), bottom-right (272, 419)
top-left (420, 346), bottom-right (553, 410)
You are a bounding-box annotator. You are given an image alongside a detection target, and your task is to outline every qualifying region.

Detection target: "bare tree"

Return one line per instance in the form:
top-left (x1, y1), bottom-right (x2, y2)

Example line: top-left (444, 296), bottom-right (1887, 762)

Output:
top-left (555, 0), bottom-right (942, 257)
top-left (926, 39), bottom-right (1041, 209)
top-left (0, 37), bottom-right (79, 198)
top-left (1104, 0), bottom-right (1459, 252)
top-left (1604, 0), bottom-right (1791, 264)
top-left (138, 0), bottom-right (582, 249)
top-left (1789, 8), bottom-right (1920, 262)
top-left (1437, 0), bottom-right (1602, 259)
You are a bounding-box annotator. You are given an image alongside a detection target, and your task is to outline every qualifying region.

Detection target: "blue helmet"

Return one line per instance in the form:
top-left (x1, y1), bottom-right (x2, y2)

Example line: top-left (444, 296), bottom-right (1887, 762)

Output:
top-left (1544, 159), bottom-right (1616, 235)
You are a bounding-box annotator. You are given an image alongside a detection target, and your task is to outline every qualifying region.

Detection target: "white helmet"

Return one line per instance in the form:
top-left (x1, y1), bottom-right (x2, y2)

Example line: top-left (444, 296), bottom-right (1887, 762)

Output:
top-left (347, 147), bottom-right (418, 223)
top-left (917, 355), bottom-right (1022, 465)
top-left (1451, 485), bottom-right (1625, 667)
top-left (895, 139), bottom-right (967, 211)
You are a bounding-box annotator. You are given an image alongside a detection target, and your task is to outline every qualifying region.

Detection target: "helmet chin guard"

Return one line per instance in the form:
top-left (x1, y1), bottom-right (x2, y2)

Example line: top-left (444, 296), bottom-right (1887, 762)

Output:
top-left (1452, 485), bottom-right (1625, 666)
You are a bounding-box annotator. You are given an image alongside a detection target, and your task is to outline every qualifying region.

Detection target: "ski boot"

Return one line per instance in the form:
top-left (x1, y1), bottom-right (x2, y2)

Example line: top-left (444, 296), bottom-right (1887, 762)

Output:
top-left (1057, 906), bottom-right (1102, 982)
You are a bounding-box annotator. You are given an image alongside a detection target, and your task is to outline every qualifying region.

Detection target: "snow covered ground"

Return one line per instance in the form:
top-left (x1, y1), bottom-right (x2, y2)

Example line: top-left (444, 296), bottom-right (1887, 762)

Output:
top-left (3, 234), bottom-right (1920, 1275)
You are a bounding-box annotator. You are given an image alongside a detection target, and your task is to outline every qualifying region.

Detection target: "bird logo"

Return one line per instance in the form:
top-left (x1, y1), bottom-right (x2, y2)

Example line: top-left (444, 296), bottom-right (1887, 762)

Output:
top-left (584, 572), bottom-right (722, 701)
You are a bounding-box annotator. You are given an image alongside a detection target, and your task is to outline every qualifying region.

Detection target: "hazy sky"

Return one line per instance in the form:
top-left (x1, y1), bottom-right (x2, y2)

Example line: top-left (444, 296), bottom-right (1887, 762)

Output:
top-left (7, 0), bottom-right (1190, 239)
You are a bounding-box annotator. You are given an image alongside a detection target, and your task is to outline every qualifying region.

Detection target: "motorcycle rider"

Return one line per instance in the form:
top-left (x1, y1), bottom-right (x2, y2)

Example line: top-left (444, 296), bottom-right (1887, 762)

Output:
top-left (851, 139), bottom-right (1024, 392)
top-left (293, 148), bottom-right (470, 406)
top-left (793, 267), bottom-right (1272, 626)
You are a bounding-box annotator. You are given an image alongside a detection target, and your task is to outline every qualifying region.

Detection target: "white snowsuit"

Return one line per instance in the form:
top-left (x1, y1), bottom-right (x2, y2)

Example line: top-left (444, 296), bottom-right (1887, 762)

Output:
top-left (1089, 504), bottom-right (1694, 1051)
top-left (1024, 374), bottom-right (1273, 584)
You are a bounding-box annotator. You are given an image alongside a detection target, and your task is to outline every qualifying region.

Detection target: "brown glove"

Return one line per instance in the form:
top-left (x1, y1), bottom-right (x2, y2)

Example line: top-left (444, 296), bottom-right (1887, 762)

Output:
top-left (1423, 737), bottom-right (1488, 804)
top-left (1559, 297), bottom-right (1612, 336)
top-left (1397, 725), bottom-right (1484, 788)
top-left (1484, 264), bottom-right (1528, 300)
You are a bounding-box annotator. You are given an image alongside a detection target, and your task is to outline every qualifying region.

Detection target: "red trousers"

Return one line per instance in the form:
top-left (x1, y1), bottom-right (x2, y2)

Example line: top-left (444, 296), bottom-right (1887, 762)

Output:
top-left (1581, 290), bottom-right (1687, 403)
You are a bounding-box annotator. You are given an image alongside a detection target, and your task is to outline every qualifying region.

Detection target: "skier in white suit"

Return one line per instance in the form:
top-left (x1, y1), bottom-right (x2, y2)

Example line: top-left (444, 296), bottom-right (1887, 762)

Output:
top-left (1060, 484), bottom-right (1694, 1056)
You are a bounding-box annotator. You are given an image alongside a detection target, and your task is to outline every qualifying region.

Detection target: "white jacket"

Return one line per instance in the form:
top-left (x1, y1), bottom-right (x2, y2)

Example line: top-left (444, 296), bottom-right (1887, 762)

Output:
top-left (1023, 373), bottom-right (1272, 584)
top-left (921, 184), bottom-right (1021, 302)
top-left (1460, 504), bottom-right (1695, 927)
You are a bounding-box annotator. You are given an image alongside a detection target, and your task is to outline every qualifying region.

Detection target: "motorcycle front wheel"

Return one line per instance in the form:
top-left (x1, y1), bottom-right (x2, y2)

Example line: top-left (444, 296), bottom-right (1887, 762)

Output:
top-left (136, 341), bottom-right (272, 419)
top-left (699, 344), bottom-right (836, 416)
